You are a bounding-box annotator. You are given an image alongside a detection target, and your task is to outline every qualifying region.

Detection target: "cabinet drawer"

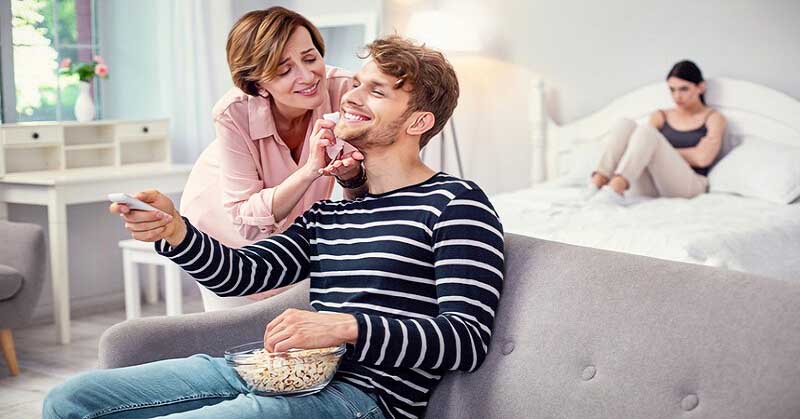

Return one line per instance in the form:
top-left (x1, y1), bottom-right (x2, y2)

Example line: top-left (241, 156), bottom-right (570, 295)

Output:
top-left (2, 126), bottom-right (63, 145)
top-left (115, 120), bottom-right (169, 138)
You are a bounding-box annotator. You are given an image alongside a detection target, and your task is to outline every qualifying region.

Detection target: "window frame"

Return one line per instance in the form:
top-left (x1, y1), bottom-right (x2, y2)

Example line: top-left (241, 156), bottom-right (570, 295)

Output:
top-left (0, 0), bottom-right (101, 123)
top-left (0, 0), bottom-right (15, 123)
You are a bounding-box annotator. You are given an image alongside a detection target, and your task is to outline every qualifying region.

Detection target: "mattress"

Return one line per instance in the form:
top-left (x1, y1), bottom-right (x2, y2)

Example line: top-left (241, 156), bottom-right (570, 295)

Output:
top-left (490, 183), bottom-right (800, 281)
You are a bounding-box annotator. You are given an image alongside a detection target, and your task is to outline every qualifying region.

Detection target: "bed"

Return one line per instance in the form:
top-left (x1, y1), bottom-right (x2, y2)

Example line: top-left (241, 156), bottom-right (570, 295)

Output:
top-left (492, 77), bottom-right (800, 281)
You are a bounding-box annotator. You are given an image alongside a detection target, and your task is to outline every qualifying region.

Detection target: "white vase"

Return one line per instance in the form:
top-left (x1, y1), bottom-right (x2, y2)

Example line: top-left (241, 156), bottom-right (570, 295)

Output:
top-left (74, 81), bottom-right (95, 122)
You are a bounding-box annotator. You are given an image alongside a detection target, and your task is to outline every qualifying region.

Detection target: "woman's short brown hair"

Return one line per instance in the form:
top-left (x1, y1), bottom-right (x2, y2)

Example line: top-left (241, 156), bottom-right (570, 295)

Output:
top-left (361, 35), bottom-right (460, 149)
top-left (227, 7), bottom-right (325, 96)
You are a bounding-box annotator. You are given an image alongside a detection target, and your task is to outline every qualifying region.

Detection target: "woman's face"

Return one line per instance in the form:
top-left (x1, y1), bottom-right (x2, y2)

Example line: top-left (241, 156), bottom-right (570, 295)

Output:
top-left (258, 27), bottom-right (326, 112)
top-left (667, 76), bottom-right (705, 108)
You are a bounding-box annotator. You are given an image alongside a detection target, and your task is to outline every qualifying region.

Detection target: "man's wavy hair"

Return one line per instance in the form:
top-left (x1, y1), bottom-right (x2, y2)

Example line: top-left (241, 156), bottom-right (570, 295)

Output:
top-left (360, 36), bottom-right (460, 148)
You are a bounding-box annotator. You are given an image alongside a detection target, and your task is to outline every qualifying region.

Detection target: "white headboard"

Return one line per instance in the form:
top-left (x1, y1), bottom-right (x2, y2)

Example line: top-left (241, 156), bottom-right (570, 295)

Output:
top-left (531, 78), bottom-right (800, 183)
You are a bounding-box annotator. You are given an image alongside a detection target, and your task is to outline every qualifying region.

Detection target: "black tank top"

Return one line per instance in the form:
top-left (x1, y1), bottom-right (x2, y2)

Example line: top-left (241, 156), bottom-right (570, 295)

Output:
top-left (658, 109), bottom-right (715, 176)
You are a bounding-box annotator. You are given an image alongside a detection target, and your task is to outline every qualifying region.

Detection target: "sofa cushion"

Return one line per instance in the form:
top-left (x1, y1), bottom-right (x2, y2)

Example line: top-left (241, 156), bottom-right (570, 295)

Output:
top-left (0, 264), bottom-right (23, 301)
top-left (426, 233), bottom-right (800, 419)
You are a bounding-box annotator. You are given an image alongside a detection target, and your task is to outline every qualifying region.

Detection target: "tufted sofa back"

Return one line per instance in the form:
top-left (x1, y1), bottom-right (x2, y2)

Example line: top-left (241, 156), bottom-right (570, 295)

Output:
top-left (425, 233), bottom-right (800, 418)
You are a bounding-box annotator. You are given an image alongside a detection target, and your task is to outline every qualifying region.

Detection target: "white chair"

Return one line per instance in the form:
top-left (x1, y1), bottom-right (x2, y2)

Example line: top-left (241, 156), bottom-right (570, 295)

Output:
top-left (118, 239), bottom-right (183, 319)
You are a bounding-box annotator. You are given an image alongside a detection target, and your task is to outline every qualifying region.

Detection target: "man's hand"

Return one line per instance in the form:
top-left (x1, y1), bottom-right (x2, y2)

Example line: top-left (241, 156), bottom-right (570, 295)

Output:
top-left (320, 150), bottom-right (365, 180)
top-left (264, 309), bottom-right (358, 353)
top-left (109, 189), bottom-right (187, 246)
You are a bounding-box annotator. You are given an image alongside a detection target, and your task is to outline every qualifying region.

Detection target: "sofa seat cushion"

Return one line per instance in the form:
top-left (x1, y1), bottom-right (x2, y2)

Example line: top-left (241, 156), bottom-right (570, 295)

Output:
top-left (0, 264), bottom-right (23, 301)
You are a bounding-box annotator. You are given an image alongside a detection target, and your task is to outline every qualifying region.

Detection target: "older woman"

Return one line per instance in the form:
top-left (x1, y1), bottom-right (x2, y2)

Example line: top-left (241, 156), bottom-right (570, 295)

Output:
top-left (179, 7), bottom-right (366, 308)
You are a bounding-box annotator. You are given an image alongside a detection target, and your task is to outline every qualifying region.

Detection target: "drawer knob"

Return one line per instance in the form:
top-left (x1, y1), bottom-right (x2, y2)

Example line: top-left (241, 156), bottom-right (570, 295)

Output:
top-left (142, 126), bottom-right (149, 133)
top-left (32, 132), bottom-right (40, 140)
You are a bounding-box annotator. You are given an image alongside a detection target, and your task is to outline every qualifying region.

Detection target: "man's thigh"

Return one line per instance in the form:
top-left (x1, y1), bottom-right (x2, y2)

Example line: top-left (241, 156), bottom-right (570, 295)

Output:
top-left (45, 354), bottom-right (245, 418)
top-left (157, 380), bottom-right (384, 419)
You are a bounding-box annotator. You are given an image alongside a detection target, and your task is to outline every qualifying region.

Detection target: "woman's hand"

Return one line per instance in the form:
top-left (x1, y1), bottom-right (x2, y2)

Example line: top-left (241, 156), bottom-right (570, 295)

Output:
top-left (304, 118), bottom-right (365, 181)
top-left (302, 119), bottom-right (336, 180)
top-left (109, 190), bottom-right (187, 246)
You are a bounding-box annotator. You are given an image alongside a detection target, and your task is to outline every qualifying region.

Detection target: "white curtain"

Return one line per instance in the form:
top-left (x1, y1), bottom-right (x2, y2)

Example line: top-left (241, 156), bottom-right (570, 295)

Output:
top-left (155, 0), bottom-right (234, 163)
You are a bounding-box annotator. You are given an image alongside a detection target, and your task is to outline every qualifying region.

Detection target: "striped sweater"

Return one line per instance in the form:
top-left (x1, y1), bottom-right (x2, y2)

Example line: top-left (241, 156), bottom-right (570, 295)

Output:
top-left (155, 172), bottom-right (504, 419)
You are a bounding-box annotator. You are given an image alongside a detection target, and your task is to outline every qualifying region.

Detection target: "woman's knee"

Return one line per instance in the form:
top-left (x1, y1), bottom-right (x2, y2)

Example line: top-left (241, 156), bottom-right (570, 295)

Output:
top-left (612, 118), bottom-right (636, 132)
top-left (629, 123), bottom-right (661, 145)
top-left (608, 118), bottom-right (636, 138)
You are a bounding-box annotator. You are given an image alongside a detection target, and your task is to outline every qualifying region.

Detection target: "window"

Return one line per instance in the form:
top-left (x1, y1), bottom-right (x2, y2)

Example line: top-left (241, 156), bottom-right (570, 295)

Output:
top-left (0, 0), bottom-right (99, 122)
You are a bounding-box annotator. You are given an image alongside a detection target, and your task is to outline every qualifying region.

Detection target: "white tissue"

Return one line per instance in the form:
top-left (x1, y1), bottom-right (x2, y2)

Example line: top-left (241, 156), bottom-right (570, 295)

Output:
top-left (322, 112), bottom-right (357, 160)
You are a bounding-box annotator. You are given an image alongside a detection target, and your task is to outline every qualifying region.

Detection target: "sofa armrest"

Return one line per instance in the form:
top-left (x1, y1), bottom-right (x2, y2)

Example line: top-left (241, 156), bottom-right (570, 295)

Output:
top-left (98, 280), bottom-right (311, 368)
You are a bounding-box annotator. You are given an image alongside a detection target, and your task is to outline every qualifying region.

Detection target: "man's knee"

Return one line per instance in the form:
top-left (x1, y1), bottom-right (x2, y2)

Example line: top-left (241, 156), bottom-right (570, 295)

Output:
top-left (43, 374), bottom-right (90, 419)
top-left (43, 381), bottom-right (71, 418)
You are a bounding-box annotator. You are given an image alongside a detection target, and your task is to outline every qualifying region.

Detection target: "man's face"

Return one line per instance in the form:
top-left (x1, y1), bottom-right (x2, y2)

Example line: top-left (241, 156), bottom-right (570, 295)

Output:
top-left (334, 60), bottom-right (413, 150)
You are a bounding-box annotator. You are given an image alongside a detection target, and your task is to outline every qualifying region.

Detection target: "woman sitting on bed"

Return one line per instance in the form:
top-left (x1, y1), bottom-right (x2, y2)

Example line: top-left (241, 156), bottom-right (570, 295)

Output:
top-left (587, 60), bottom-right (726, 205)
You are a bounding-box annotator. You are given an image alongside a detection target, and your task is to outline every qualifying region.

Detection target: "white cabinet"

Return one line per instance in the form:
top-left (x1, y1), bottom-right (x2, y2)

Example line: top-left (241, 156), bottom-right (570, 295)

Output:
top-left (0, 119), bottom-right (171, 177)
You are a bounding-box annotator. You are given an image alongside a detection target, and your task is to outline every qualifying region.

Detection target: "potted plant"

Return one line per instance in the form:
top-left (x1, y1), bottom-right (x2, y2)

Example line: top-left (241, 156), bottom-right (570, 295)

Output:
top-left (59, 56), bottom-right (109, 122)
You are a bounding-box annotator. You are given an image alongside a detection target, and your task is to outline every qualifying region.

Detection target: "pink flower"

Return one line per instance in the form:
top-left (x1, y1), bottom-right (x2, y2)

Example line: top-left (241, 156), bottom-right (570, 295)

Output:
top-left (93, 55), bottom-right (104, 64)
top-left (95, 64), bottom-right (109, 78)
top-left (60, 58), bottom-right (71, 69)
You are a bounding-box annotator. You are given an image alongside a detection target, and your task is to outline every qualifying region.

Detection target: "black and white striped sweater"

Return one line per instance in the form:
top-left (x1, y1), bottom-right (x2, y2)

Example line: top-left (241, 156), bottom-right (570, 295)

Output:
top-left (156, 173), bottom-right (504, 419)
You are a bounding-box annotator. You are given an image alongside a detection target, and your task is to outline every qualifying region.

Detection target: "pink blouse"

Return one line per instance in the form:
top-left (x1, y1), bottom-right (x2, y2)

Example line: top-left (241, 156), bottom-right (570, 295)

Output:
top-left (180, 66), bottom-right (352, 249)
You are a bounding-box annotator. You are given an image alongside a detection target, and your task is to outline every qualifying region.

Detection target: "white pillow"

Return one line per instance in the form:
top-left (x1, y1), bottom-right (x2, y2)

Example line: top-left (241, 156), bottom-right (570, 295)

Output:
top-left (709, 137), bottom-right (800, 204)
top-left (555, 139), bottom-right (605, 186)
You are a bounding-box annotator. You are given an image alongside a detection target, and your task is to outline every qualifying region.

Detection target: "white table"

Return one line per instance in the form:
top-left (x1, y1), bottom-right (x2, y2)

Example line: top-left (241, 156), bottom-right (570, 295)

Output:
top-left (0, 163), bottom-right (191, 344)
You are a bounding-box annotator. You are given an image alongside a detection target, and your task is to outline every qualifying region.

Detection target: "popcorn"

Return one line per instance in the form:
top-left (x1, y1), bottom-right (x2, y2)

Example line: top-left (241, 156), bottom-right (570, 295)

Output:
top-left (231, 346), bottom-right (344, 395)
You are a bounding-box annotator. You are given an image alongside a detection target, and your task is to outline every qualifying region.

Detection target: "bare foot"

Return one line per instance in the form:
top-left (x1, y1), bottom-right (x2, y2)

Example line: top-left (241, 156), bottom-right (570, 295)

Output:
top-left (591, 173), bottom-right (609, 188)
top-left (608, 175), bottom-right (629, 195)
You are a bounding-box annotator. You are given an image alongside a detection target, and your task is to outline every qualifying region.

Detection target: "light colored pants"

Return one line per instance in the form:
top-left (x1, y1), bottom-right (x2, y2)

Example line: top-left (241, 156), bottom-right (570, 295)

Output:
top-left (596, 119), bottom-right (709, 198)
top-left (43, 354), bottom-right (385, 419)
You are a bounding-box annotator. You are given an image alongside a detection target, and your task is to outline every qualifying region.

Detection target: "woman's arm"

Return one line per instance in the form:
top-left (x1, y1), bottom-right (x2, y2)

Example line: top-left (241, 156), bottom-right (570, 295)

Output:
top-left (648, 110), bottom-right (666, 129)
top-left (677, 112), bottom-right (726, 168)
top-left (217, 115), bottom-right (334, 240)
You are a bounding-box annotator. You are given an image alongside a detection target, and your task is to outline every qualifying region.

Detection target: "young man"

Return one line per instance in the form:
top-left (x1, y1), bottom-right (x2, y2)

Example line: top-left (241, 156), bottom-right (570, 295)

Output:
top-left (45, 35), bottom-right (503, 419)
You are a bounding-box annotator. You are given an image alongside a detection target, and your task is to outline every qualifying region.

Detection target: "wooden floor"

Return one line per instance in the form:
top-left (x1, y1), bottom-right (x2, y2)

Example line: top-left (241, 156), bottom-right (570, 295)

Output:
top-left (0, 297), bottom-right (204, 419)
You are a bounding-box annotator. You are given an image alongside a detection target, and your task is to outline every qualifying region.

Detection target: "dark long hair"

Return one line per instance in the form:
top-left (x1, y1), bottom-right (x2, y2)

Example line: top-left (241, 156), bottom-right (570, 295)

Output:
top-left (666, 60), bottom-right (705, 105)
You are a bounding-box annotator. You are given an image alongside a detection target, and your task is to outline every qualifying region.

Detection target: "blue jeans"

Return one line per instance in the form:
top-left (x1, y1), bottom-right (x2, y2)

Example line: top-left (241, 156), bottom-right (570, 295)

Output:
top-left (43, 354), bottom-right (385, 419)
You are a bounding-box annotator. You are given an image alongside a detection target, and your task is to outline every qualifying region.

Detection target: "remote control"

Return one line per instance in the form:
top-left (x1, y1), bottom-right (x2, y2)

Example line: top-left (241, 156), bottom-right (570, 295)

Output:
top-left (108, 193), bottom-right (160, 212)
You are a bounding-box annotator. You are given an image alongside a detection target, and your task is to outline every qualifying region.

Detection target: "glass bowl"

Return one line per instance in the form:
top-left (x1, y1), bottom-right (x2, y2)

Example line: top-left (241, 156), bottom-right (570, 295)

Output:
top-left (224, 341), bottom-right (346, 396)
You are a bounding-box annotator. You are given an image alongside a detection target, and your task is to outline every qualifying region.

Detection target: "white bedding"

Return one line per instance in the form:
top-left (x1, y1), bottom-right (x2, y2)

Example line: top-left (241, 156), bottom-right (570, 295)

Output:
top-left (491, 183), bottom-right (800, 281)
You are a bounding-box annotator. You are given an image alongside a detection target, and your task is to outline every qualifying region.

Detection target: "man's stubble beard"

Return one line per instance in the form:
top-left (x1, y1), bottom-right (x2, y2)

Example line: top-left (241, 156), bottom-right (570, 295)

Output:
top-left (335, 118), bottom-right (405, 151)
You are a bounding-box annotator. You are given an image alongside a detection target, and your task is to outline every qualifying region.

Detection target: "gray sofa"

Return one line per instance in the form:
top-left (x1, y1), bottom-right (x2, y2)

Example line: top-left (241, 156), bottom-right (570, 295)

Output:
top-left (99, 233), bottom-right (800, 418)
top-left (0, 220), bottom-right (47, 376)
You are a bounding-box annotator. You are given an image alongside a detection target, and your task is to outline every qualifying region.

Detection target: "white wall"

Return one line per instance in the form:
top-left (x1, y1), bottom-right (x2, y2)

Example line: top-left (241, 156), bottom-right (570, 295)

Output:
top-left (382, 0), bottom-right (800, 194)
top-left (499, 0), bottom-right (800, 124)
top-left (232, 0), bottom-right (380, 73)
top-left (98, 0), bottom-right (165, 120)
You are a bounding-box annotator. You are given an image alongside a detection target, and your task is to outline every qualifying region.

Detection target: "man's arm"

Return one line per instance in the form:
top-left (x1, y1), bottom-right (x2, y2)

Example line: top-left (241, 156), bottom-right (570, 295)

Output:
top-left (349, 188), bottom-right (504, 372)
top-left (156, 214), bottom-right (312, 297)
